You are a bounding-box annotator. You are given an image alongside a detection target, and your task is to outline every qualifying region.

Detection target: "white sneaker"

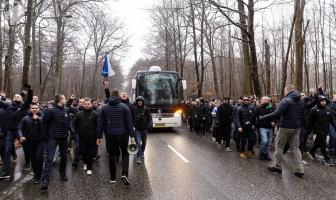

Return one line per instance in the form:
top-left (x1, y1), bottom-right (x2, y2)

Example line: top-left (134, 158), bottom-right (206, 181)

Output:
top-left (87, 170), bottom-right (92, 175)
top-left (84, 164), bottom-right (87, 171)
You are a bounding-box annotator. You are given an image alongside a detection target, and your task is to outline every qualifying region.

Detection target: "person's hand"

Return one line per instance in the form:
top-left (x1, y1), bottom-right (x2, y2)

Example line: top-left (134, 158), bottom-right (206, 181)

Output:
top-left (20, 137), bottom-right (26, 143)
top-left (238, 128), bottom-right (243, 133)
top-left (96, 139), bottom-right (102, 145)
top-left (130, 137), bottom-right (136, 144)
top-left (271, 122), bottom-right (276, 127)
top-left (70, 94), bottom-right (76, 100)
top-left (103, 81), bottom-right (108, 88)
top-left (21, 90), bottom-right (28, 95)
top-left (32, 114), bottom-right (38, 120)
top-left (251, 125), bottom-right (255, 130)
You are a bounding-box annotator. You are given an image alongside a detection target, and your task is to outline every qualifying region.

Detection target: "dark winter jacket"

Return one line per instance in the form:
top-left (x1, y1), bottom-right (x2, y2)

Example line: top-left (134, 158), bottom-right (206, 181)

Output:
top-left (18, 114), bottom-right (43, 142)
top-left (216, 103), bottom-right (234, 128)
top-left (97, 96), bottom-right (134, 138)
top-left (41, 103), bottom-right (72, 139)
top-left (307, 104), bottom-right (335, 133)
top-left (133, 97), bottom-right (153, 131)
top-left (255, 103), bottom-right (276, 129)
top-left (73, 109), bottom-right (98, 139)
top-left (0, 89), bottom-right (33, 132)
top-left (260, 91), bottom-right (303, 129)
top-left (235, 104), bottom-right (256, 129)
top-left (196, 103), bottom-right (209, 119)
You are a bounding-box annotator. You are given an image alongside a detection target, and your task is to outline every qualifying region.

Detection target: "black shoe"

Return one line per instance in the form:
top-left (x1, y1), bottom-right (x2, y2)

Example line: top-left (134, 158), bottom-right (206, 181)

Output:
top-left (0, 174), bottom-right (10, 180)
top-left (34, 179), bottom-right (41, 185)
top-left (93, 155), bottom-right (101, 161)
top-left (267, 166), bottom-right (282, 174)
top-left (60, 175), bottom-right (68, 181)
top-left (72, 163), bottom-right (78, 170)
top-left (40, 182), bottom-right (48, 193)
top-left (294, 172), bottom-right (304, 178)
top-left (121, 175), bottom-right (130, 186)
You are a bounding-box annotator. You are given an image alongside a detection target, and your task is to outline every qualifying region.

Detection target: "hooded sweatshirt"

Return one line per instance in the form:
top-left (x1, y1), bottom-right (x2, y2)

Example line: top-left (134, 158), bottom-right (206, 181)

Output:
top-left (133, 96), bottom-right (152, 131)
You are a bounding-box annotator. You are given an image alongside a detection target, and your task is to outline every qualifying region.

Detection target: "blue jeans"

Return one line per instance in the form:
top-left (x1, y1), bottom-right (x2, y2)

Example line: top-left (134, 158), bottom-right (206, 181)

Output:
top-left (135, 130), bottom-right (148, 158)
top-left (41, 138), bottom-right (68, 184)
top-left (1, 131), bottom-right (16, 175)
top-left (259, 128), bottom-right (273, 154)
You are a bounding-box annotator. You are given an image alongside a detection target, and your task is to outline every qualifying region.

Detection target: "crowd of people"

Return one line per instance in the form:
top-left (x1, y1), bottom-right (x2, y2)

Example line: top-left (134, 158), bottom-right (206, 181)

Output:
top-left (183, 84), bottom-right (336, 177)
top-left (0, 82), bottom-right (334, 194)
top-left (0, 82), bottom-right (152, 193)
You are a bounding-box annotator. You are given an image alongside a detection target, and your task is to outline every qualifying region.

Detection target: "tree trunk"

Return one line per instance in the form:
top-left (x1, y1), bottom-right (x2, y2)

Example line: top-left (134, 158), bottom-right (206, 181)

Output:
top-left (294, 0), bottom-right (305, 91)
top-left (265, 39), bottom-right (271, 95)
top-left (190, 0), bottom-right (199, 97)
top-left (31, 16), bottom-right (38, 91)
top-left (21, 0), bottom-right (34, 89)
top-left (0, 0), bottom-right (3, 90)
top-left (247, 0), bottom-right (262, 97)
top-left (4, 25), bottom-right (16, 97)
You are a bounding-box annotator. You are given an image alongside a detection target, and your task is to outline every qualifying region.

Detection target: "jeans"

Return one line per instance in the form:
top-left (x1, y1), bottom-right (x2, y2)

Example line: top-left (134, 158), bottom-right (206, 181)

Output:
top-left (79, 138), bottom-right (96, 170)
top-left (105, 134), bottom-right (129, 180)
top-left (273, 128), bottom-right (304, 173)
top-left (27, 141), bottom-right (45, 180)
top-left (1, 131), bottom-right (16, 175)
top-left (22, 142), bottom-right (31, 166)
top-left (259, 128), bottom-right (273, 154)
top-left (41, 138), bottom-right (68, 184)
top-left (216, 126), bottom-right (231, 148)
top-left (135, 130), bottom-right (148, 158)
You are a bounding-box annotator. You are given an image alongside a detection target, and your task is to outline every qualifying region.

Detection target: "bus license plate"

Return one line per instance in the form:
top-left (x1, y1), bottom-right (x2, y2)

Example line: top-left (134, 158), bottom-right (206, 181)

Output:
top-left (155, 123), bottom-right (165, 127)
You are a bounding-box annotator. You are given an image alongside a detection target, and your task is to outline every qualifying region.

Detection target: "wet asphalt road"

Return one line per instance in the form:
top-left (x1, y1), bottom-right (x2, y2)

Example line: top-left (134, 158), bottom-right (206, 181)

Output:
top-left (1, 127), bottom-right (336, 200)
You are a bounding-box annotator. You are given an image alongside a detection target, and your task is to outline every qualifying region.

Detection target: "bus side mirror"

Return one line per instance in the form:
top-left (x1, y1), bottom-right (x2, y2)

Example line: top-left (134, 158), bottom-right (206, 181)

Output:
top-left (182, 80), bottom-right (187, 90)
top-left (132, 79), bottom-right (137, 90)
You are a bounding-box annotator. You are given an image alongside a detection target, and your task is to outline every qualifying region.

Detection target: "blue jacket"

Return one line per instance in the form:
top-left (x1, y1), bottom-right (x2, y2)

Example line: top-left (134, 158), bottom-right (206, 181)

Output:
top-left (97, 97), bottom-right (134, 138)
top-left (260, 91), bottom-right (303, 129)
top-left (0, 89), bottom-right (33, 132)
top-left (18, 114), bottom-right (43, 142)
top-left (42, 104), bottom-right (72, 139)
top-left (235, 104), bottom-right (256, 129)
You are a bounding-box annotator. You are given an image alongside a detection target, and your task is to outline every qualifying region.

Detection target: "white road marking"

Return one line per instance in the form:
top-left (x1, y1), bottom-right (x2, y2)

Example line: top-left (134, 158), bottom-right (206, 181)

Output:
top-left (167, 145), bottom-right (190, 163)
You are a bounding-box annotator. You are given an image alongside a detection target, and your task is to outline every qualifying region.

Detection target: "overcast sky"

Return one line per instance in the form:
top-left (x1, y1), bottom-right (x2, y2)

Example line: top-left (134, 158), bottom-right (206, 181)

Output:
top-left (105, 0), bottom-right (155, 75)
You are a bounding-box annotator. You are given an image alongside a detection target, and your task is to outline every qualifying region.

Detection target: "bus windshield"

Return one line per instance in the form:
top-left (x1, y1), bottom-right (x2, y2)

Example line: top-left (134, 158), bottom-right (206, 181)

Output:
top-left (136, 72), bottom-right (181, 105)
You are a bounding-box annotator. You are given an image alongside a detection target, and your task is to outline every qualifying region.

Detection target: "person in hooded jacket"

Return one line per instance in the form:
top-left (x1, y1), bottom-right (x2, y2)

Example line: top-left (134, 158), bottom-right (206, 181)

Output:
top-left (133, 96), bottom-right (152, 164)
top-left (216, 97), bottom-right (234, 151)
top-left (195, 99), bottom-right (209, 135)
top-left (73, 98), bottom-right (98, 175)
top-left (17, 102), bottom-right (44, 184)
top-left (0, 84), bottom-right (33, 180)
top-left (97, 90), bottom-right (135, 186)
top-left (260, 84), bottom-right (304, 178)
top-left (307, 96), bottom-right (336, 166)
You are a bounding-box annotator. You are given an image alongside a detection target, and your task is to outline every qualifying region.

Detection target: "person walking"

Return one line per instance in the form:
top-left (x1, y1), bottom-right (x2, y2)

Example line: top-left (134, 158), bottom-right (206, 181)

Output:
top-left (255, 97), bottom-right (276, 161)
top-left (307, 96), bottom-right (336, 166)
top-left (0, 84), bottom-right (33, 180)
top-left (260, 84), bottom-right (305, 178)
top-left (73, 98), bottom-right (98, 175)
top-left (18, 102), bottom-right (44, 184)
top-left (216, 97), bottom-right (234, 152)
top-left (133, 96), bottom-right (152, 164)
top-left (40, 94), bottom-right (73, 192)
top-left (97, 90), bottom-right (135, 186)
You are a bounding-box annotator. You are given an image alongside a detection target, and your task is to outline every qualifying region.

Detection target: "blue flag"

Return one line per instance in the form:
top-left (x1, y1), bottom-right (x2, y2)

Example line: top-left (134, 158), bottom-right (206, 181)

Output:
top-left (102, 54), bottom-right (115, 77)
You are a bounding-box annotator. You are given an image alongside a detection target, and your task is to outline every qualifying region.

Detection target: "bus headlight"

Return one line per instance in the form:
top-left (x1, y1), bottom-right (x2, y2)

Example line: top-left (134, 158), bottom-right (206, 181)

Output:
top-left (174, 110), bottom-right (182, 117)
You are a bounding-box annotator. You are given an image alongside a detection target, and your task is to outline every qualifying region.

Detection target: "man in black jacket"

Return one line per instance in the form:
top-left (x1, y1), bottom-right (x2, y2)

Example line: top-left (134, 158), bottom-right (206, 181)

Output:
top-left (40, 94), bottom-right (72, 192)
top-left (18, 102), bottom-right (44, 184)
top-left (73, 98), bottom-right (98, 175)
top-left (216, 97), bottom-right (234, 151)
top-left (307, 96), bottom-right (336, 166)
top-left (133, 96), bottom-right (152, 164)
top-left (97, 90), bottom-right (135, 186)
top-left (0, 84), bottom-right (33, 180)
top-left (255, 97), bottom-right (276, 161)
top-left (236, 97), bottom-right (257, 159)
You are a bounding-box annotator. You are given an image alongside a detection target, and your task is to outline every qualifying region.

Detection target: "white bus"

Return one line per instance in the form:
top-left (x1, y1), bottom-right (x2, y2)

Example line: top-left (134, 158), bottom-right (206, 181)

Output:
top-left (131, 66), bottom-right (187, 128)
